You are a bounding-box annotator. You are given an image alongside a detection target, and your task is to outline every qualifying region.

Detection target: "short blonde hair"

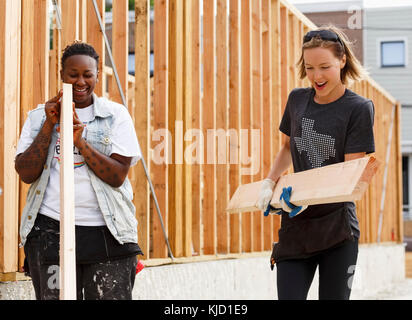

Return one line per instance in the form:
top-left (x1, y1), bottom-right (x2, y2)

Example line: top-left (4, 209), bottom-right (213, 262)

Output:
top-left (297, 25), bottom-right (367, 85)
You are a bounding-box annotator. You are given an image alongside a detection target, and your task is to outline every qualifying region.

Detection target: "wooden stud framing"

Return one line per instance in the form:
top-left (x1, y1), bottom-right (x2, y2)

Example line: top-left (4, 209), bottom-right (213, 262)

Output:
top-left (0, 0), bottom-right (21, 273)
top-left (87, 0), bottom-right (105, 97)
top-left (152, 0), bottom-right (168, 258)
top-left (191, 0), bottom-right (202, 256)
top-left (61, 0), bottom-right (79, 49)
top-left (216, 0), bottom-right (229, 254)
top-left (240, 0), bottom-right (252, 253)
top-left (229, 0), bottom-right (241, 254)
top-left (251, 0), bottom-right (263, 252)
top-left (202, 0), bottom-right (217, 255)
top-left (111, 0), bottom-right (129, 105)
top-left (183, 0), bottom-right (193, 257)
top-left (134, 0), bottom-right (150, 259)
top-left (168, 0), bottom-right (184, 257)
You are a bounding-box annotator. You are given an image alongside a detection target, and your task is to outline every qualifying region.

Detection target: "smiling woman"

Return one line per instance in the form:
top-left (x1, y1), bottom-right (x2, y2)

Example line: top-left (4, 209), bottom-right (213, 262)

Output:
top-left (257, 25), bottom-right (375, 300)
top-left (14, 41), bottom-right (143, 300)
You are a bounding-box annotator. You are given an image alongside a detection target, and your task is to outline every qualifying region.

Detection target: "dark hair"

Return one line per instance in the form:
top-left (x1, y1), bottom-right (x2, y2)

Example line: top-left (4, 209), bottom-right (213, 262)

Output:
top-left (61, 41), bottom-right (99, 71)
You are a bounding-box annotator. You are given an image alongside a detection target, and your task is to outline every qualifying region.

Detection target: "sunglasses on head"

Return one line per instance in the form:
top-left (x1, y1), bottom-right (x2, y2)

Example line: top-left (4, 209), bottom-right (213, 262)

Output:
top-left (303, 30), bottom-right (344, 47)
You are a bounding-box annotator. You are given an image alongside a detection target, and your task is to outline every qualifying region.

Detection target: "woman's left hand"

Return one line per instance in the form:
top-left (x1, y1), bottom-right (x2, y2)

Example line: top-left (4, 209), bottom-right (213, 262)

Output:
top-left (72, 104), bottom-right (86, 148)
top-left (56, 103), bottom-right (86, 147)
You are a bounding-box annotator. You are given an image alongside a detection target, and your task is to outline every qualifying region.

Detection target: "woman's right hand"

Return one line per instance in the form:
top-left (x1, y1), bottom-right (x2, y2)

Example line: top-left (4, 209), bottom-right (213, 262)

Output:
top-left (257, 178), bottom-right (276, 211)
top-left (44, 90), bottom-right (63, 125)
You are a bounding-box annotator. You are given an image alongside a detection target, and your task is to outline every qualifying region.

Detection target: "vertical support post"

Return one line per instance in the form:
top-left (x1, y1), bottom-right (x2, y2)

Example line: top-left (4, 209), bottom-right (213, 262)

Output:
top-left (0, 0), bottom-right (21, 273)
top-left (203, 0), bottom-right (217, 255)
top-left (229, 0), bottom-right (241, 254)
top-left (134, 0), bottom-right (150, 259)
top-left (59, 83), bottom-right (76, 300)
top-left (110, 0), bottom-right (128, 105)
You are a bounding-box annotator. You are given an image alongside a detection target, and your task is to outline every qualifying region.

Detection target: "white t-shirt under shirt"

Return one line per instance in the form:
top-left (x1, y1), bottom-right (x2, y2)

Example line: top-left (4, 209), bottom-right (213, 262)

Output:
top-left (16, 104), bottom-right (142, 226)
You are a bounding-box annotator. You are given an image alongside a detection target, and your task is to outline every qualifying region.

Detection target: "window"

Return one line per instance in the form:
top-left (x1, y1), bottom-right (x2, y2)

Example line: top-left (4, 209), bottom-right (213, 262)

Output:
top-left (381, 41), bottom-right (405, 67)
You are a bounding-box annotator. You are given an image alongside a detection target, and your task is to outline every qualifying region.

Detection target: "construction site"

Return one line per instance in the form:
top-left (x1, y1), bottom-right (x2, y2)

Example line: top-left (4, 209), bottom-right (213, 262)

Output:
top-left (0, 0), bottom-right (410, 300)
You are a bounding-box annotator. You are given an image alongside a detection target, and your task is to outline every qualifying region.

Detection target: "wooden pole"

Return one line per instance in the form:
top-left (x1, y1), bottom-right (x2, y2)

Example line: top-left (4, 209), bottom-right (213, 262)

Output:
top-left (59, 83), bottom-right (76, 300)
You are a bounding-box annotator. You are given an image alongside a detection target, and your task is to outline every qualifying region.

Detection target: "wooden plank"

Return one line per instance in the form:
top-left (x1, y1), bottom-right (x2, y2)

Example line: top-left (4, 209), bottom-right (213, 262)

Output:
top-left (251, 0), bottom-right (263, 252)
top-left (271, 0), bottom-right (282, 243)
top-left (216, 0), bottom-right (229, 254)
top-left (395, 101), bottom-right (403, 243)
top-left (19, 0), bottom-right (34, 272)
top-left (191, 0), bottom-right (201, 256)
top-left (61, 0), bottom-right (79, 49)
top-left (0, 272), bottom-right (31, 282)
top-left (288, 13), bottom-right (296, 93)
top-left (279, 6), bottom-right (289, 147)
top-left (110, 0), bottom-right (128, 105)
top-left (78, 0), bottom-right (87, 42)
top-left (262, 0), bottom-right (273, 250)
top-left (133, 0), bottom-right (150, 259)
top-left (0, 0), bottom-right (21, 273)
top-left (168, 0), bottom-right (184, 257)
top-left (33, 0), bottom-right (50, 105)
top-left (240, 0), bottom-right (252, 252)
top-left (227, 156), bottom-right (381, 213)
top-left (152, 0), bottom-right (168, 258)
top-left (183, 0), bottom-right (193, 257)
top-left (229, 0), bottom-right (241, 254)
top-left (59, 83), bottom-right (76, 300)
top-left (202, 0), bottom-right (217, 255)
top-left (87, 0), bottom-right (105, 97)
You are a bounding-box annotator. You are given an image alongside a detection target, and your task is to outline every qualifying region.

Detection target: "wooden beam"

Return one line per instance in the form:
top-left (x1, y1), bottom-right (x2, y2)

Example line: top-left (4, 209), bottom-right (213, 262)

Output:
top-left (216, 0), bottom-right (229, 254)
top-left (134, 0), bottom-right (150, 259)
top-left (227, 156), bottom-right (381, 213)
top-left (240, 0), bottom-right (252, 253)
top-left (168, 0), bottom-right (184, 257)
top-left (0, 0), bottom-right (21, 273)
top-left (61, 0), bottom-right (79, 49)
top-left (229, 0), bottom-right (241, 254)
top-left (202, 0), bottom-right (216, 255)
top-left (110, 0), bottom-right (128, 105)
top-left (87, 0), bottom-right (105, 97)
top-left (251, 0), bottom-right (263, 252)
top-left (191, 0), bottom-right (201, 256)
top-left (262, 0), bottom-right (273, 250)
top-left (152, 0), bottom-right (168, 258)
top-left (183, 0), bottom-right (193, 257)
top-left (59, 83), bottom-right (76, 300)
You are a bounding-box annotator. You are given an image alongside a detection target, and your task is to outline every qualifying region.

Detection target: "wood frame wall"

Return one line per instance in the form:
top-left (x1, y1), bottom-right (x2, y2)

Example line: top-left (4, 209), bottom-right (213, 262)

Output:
top-left (0, 0), bottom-right (403, 275)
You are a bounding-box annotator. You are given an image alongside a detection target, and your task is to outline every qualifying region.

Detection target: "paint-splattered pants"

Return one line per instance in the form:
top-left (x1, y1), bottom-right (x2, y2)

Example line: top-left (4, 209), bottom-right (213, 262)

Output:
top-left (24, 221), bottom-right (137, 300)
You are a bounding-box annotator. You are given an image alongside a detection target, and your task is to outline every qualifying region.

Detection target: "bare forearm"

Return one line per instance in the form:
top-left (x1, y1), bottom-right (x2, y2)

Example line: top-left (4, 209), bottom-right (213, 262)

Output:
top-left (266, 144), bottom-right (292, 183)
top-left (77, 138), bottom-right (129, 188)
top-left (15, 120), bottom-right (54, 184)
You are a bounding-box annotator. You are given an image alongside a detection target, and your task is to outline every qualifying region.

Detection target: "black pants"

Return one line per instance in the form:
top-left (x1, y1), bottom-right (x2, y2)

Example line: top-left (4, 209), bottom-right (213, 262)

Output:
top-left (24, 216), bottom-right (138, 300)
top-left (276, 239), bottom-right (358, 300)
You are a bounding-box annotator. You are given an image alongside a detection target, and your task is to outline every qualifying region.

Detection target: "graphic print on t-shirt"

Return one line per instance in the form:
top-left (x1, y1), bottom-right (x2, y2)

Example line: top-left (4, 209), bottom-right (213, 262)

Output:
top-left (294, 117), bottom-right (336, 168)
top-left (54, 137), bottom-right (85, 169)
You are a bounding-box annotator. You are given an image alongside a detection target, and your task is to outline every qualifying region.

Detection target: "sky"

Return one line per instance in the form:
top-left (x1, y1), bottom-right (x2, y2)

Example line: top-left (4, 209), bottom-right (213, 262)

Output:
top-left (288, 0), bottom-right (412, 8)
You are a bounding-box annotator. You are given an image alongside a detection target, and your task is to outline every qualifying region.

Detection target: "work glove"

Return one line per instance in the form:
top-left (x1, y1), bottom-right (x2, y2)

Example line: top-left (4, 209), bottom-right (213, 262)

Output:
top-left (279, 186), bottom-right (308, 218)
top-left (257, 178), bottom-right (282, 216)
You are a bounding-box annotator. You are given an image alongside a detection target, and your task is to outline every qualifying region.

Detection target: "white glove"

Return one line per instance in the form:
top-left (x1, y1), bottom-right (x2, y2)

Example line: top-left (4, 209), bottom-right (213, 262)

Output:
top-left (257, 178), bottom-right (276, 211)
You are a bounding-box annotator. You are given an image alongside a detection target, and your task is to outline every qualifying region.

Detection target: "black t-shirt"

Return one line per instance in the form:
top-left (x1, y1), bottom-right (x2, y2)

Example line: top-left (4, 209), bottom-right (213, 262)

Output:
top-left (279, 87), bottom-right (375, 239)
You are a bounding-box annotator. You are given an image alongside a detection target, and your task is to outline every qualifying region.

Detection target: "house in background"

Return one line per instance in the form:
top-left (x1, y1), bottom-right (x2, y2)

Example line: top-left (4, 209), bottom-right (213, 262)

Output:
top-left (363, 5), bottom-right (412, 220)
top-left (293, 0), bottom-right (412, 221)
